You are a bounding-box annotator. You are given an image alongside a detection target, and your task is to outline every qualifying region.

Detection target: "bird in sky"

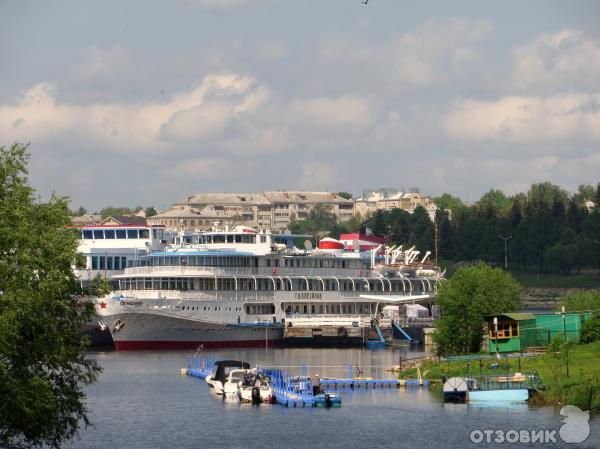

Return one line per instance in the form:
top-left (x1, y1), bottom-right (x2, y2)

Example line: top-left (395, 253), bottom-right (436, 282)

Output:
top-left (362, 0), bottom-right (369, 4)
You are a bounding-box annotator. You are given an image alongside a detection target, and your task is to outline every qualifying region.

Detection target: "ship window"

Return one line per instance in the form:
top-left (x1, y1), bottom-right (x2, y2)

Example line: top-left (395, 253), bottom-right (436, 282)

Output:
top-left (127, 229), bottom-right (138, 239)
top-left (104, 229), bottom-right (115, 239)
top-left (139, 229), bottom-right (149, 239)
top-left (121, 256), bottom-right (127, 268)
top-left (93, 230), bottom-right (104, 239)
top-left (227, 235), bottom-right (234, 243)
top-left (82, 230), bottom-right (93, 239)
top-left (107, 257), bottom-right (113, 270)
top-left (213, 235), bottom-right (225, 243)
top-left (91, 256), bottom-right (98, 270)
top-left (116, 229), bottom-right (126, 239)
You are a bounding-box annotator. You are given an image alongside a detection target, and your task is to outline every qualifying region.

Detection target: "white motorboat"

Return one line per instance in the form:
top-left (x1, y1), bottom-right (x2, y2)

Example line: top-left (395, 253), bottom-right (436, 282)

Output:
top-left (238, 371), bottom-right (275, 404)
top-left (206, 360), bottom-right (250, 394)
top-left (222, 368), bottom-right (275, 404)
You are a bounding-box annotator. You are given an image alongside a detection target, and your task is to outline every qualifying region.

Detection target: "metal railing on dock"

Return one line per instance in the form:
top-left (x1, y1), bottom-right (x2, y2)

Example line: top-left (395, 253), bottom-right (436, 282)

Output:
top-left (184, 357), bottom-right (429, 407)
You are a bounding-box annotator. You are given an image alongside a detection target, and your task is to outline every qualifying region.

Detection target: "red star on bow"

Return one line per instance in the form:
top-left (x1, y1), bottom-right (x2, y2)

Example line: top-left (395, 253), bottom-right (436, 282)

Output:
top-left (99, 301), bottom-right (107, 309)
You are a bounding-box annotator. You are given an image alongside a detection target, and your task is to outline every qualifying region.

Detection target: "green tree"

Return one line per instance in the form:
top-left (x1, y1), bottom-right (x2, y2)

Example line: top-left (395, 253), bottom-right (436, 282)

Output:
top-left (289, 203), bottom-right (339, 240)
top-left (433, 193), bottom-right (466, 217)
top-left (408, 205), bottom-right (434, 253)
top-left (435, 209), bottom-right (454, 260)
top-left (433, 262), bottom-right (521, 356)
top-left (71, 206), bottom-right (87, 217)
top-left (581, 315), bottom-right (600, 343)
top-left (0, 143), bottom-right (101, 448)
top-left (99, 206), bottom-right (133, 219)
top-left (145, 206), bottom-right (157, 217)
top-left (336, 191), bottom-right (353, 200)
top-left (371, 210), bottom-right (387, 237)
top-left (561, 291), bottom-right (600, 312)
top-left (573, 184), bottom-right (596, 206)
top-left (476, 189), bottom-right (511, 218)
top-left (527, 182), bottom-right (569, 210)
top-left (545, 243), bottom-right (579, 274)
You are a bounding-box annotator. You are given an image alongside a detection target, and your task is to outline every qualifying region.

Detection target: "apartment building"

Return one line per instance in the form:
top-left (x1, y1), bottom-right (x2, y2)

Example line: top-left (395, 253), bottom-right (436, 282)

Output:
top-left (355, 188), bottom-right (437, 221)
top-left (150, 191), bottom-right (355, 231)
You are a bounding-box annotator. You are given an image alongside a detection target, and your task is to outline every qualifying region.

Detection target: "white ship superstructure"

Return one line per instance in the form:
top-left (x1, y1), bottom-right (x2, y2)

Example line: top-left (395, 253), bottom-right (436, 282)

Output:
top-left (96, 226), bottom-right (442, 349)
top-left (74, 224), bottom-right (167, 287)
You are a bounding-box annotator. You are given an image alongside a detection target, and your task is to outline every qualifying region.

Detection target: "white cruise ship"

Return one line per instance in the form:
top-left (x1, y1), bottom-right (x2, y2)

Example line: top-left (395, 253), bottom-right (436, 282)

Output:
top-left (95, 226), bottom-right (442, 350)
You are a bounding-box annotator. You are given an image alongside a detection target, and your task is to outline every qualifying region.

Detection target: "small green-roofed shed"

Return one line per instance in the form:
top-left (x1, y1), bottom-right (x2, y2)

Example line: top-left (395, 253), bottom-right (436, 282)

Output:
top-left (486, 312), bottom-right (592, 353)
top-left (485, 313), bottom-right (537, 353)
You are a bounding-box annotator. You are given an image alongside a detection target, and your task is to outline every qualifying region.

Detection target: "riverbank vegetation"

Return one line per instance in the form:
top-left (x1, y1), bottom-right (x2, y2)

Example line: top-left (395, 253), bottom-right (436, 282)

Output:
top-left (432, 263), bottom-right (521, 356)
top-left (399, 340), bottom-right (600, 412)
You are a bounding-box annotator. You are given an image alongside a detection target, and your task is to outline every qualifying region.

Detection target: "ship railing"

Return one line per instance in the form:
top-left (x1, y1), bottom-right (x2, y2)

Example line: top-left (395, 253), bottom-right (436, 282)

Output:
top-left (120, 266), bottom-right (382, 278)
top-left (111, 289), bottom-right (426, 303)
top-left (285, 314), bottom-right (373, 328)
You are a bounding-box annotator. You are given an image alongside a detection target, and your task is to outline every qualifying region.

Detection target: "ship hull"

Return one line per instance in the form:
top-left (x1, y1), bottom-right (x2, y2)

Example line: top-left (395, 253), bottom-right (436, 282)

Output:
top-left (104, 311), bottom-right (283, 350)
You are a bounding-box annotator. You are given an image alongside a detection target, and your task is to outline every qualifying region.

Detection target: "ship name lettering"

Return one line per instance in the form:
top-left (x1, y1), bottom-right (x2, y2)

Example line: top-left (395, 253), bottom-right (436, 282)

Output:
top-left (294, 292), bottom-right (322, 300)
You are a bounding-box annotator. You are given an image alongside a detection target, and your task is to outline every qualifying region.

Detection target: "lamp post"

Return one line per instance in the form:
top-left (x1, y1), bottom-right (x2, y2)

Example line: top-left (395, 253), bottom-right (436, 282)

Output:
top-left (498, 235), bottom-right (513, 269)
top-left (561, 305), bottom-right (570, 378)
top-left (493, 316), bottom-right (499, 361)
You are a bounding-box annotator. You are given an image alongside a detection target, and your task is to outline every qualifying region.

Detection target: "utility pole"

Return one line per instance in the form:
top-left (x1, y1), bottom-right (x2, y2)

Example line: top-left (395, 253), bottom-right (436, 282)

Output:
top-left (498, 235), bottom-right (513, 269)
top-left (434, 219), bottom-right (439, 266)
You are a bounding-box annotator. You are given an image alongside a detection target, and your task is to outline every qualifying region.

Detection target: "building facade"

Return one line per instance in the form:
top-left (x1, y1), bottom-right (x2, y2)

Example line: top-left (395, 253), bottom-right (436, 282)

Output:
top-left (355, 188), bottom-right (437, 221)
top-left (150, 191), bottom-right (355, 231)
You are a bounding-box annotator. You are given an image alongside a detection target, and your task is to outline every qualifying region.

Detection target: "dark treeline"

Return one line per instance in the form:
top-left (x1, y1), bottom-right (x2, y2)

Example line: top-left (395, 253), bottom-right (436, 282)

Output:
top-left (364, 182), bottom-right (600, 274)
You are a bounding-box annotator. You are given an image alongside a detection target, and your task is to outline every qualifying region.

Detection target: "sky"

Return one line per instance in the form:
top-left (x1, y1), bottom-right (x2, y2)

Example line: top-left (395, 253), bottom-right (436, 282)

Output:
top-left (1, 0), bottom-right (600, 211)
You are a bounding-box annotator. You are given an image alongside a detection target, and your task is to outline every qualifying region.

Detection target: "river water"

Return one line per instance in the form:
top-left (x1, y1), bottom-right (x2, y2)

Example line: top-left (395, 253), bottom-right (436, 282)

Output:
top-left (69, 348), bottom-right (599, 449)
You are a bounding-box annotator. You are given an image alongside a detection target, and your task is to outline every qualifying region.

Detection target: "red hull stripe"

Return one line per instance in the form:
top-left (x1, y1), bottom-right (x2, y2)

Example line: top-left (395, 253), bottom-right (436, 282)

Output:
top-left (114, 339), bottom-right (279, 350)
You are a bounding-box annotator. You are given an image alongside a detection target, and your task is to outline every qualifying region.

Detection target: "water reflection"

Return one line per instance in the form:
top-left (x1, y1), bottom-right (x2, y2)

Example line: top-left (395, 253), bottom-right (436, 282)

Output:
top-left (71, 347), bottom-right (598, 449)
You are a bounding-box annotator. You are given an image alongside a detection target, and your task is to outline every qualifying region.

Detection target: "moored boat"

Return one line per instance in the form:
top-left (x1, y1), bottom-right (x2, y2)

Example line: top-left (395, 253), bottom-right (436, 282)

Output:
top-left (206, 360), bottom-right (250, 394)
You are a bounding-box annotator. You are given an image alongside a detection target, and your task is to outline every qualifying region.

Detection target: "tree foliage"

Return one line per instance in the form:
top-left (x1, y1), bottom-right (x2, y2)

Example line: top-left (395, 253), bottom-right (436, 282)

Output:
top-left (288, 204), bottom-right (362, 241)
top-left (561, 291), bottom-right (600, 312)
top-left (144, 206), bottom-right (157, 217)
top-left (98, 206), bottom-right (134, 219)
top-left (581, 314), bottom-right (600, 344)
top-left (336, 191), bottom-right (353, 200)
top-left (433, 263), bottom-right (521, 356)
top-left (0, 143), bottom-right (101, 449)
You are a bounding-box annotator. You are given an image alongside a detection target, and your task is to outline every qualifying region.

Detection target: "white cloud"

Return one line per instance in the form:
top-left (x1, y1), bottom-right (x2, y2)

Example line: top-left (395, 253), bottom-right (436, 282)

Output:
top-left (511, 29), bottom-right (600, 93)
top-left (318, 18), bottom-right (491, 91)
top-left (70, 46), bottom-right (133, 83)
top-left (290, 96), bottom-right (372, 127)
top-left (0, 74), bottom-right (269, 152)
top-left (444, 93), bottom-right (600, 144)
top-left (296, 162), bottom-right (339, 191)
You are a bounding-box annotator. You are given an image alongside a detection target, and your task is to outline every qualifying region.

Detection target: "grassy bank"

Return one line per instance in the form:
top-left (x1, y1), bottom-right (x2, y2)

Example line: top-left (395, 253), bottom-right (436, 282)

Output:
top-left (511, 271), bottom-right (600, 288)
top-left (399, 341), bottom-right (600, 411)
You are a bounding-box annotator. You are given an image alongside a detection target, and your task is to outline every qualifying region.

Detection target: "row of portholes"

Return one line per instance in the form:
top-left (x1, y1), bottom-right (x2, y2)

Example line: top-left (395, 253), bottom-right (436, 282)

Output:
top-left (180, 305), bottom-right (243, 312)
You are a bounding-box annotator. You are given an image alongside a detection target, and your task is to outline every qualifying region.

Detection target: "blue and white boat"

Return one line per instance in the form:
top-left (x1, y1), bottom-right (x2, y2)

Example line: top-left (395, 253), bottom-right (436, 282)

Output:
top-left (443, 372), bottom-right (540, 404)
